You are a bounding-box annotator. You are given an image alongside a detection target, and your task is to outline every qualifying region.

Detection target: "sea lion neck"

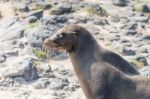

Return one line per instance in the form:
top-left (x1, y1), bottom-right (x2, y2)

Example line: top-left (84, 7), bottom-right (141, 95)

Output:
top-left (69, 33), bottom-right (99, 79)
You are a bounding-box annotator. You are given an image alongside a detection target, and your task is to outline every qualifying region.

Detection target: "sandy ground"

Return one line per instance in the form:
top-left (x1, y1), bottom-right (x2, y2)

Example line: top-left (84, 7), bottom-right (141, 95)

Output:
top-left (0, 2), bottom-right (15, 20)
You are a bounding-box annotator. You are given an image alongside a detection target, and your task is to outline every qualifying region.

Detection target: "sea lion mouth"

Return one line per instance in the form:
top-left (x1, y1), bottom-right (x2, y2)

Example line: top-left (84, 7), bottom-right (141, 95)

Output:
top-left (42, 40), bottom-right (63, 54)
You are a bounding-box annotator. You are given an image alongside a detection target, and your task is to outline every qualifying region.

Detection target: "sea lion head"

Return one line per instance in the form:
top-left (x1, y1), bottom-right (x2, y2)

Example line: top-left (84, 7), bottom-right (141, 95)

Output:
top-left (43, 24), bottom-right (91, 53)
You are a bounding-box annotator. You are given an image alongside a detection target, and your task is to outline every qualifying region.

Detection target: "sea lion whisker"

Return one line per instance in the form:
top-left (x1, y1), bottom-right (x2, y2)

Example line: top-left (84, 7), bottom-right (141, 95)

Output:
top-left (49, 43), bottom-right (52, 52)
top-left (53, 43), bottom-right (57, 51)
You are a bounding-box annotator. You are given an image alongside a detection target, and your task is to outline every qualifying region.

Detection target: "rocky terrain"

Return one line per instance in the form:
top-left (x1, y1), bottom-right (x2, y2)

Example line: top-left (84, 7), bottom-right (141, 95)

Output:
top-left (0, 0), bottom-right (150, 99)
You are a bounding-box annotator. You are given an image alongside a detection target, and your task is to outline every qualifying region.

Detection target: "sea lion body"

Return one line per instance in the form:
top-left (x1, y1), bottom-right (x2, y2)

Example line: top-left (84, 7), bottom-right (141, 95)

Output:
top-left (43, 24), bottom-right (148, 99)
top-left (86, 62), bottom-right (150, 99)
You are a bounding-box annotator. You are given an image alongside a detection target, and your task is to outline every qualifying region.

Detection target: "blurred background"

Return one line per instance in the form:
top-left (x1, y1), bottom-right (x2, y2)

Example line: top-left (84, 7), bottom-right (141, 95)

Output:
top-left (0, 0), bottom-right (149, 99)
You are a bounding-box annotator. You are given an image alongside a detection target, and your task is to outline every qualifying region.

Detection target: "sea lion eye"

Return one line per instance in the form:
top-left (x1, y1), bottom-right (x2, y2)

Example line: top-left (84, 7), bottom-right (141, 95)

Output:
top-left (62, 33), bottom-right (66, 36)
top-left (57, 34), bottom-right (63, 38)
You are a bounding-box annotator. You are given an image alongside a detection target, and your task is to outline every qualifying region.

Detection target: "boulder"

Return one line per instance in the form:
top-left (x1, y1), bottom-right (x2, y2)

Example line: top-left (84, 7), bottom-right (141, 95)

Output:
top-left (5, 50), bottom-right (18, 56)
top-left (28, 10), bottom-right (43, 19)
top-left (142, 4), bottom-right (150, 13)
top-left (133, 16), bottom-right (149, 23)
top-left (0, 21), bottom-right (25, 41)
top-left (25, 26), bottom-right (52, 43)
top-left (32, 78), bottom-right (50, 89)
top-left (49, 78), bottom-right (69, 90)
top-left (112, 0), bottom-right (128, 6)
top-left (125, 30), bottom-right (137, 35)
top-left (35, 2), bottom-right (51, 10)
top-left (40, 15), bottom-right (67, 25)
top-left (37, 64), bottom-right (54, 78)
top-left (122, 47), bottom-right (136, 56)
top-left (30, 39), bottom-right (42, 48)
top-left (2, 59), bottom-right (39, 81)
top-left (25, 16), bottom-right (37, 23)
top-left (50, 4), bottom-right (72, 15)
top-left (18, 4), bottom-right (29, 12)
top-left (143, 34), bottom-right (150, 40)
top-left (0, 17), bottom-right (19, 29)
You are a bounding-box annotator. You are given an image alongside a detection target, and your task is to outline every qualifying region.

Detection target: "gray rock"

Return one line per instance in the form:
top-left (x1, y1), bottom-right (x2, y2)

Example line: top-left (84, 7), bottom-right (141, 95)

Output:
top-left (25, 16), bottom-right (37, 23)
top-left (68, 19), bottom-right (78, 24)
top-left (142, 4), bottom-right (150, 13)
top-left (143, 34), bottom-right (150, 40)
top-left (25, 26), bottom-right (52, 43)
top-left (93, 19), bottom-right (108, 25)
top-left (13, 77), bottom-right (27, 85)
top-left (47, 50), bottom-right (68, 60)
top-left (68, 89), bottom-right (86, 99)
top-left (2, 59), bottom-right (39, 81)
top-left (122, 47), bottom-right (136, 56)
top-left (120, 38), bottom-right (130, 43)
top-left (68, 77), bottom-right (80, 91)
top-left (0, 27), bottom-right (25, 41)
top-left (18, 42), bottom-right (25, 49)
top-left (5, 50), bottom-right (18, 56)
top-left (76, 17), bottom-right (87, 23)
top-left (112, 0), bottom-right (128, 6)
top-left (51, 90), bottom-right (66, 99)
top-left (49, 78), bottom-right (69, 90)
top-left (109, 28), bottom-right (119, 33)
top-left (23, 60), bottom-right (39, 81)
top-left (37, 64), bottom-right (54, 78)
top-left (34, 27), bottom-right (52, 39)
top-left (50, 4), bottom-right (72, 15)
top-left (138, 23), bottom-right (146, 29)
top-left (40, 15), bottom-right (67, 25)
top-left (0, 17), bottom-right (19, 29)
top-left (133, 16), bottom-right (149, 23)
top-left (125, 30), bottom-right (137, 35)
top-left (123, 43), bottom-right (132, 47)
top-left (30, 39), bottom-right (42, 48)
top-left (79, 2), bottom-right (89, 8)
top-left (35, 2), bottom-right (51, 10)
top-left (139, 66), bottom-right (150, 77)
top-left (107, 26), bottom-right (119, 33)
top-left (125, 22), bottom-right (138, 30)
top-left (14, 90), bottom-right (29, 99)
top-left (0, 77), bottom-right (13, 87)
top-left (18, 4), bottom-right (29, 12)
top-left (105, 26), bottom-right (119, 34)
top-left (0, 53), bottom-right (6, 63)
top-left (32, 78), bottom-right (50, 89)
top-left (28, 10), bottom-right (43, 19)
top-left (108, 15), bottom-right (120, 22)
top-left (69, 0), bottom-right (83, 4)
top-left (138, 47), bottom-right (149, 53)
top-left (86, 3), bottom-right (104, 15)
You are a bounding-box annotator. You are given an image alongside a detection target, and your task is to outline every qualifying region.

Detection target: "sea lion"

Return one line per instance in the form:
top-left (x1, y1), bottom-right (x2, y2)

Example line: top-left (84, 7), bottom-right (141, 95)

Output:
top-left (43, 24), bottom-right (139, 75)
top-left (43, 24), bottom-right (146, 99)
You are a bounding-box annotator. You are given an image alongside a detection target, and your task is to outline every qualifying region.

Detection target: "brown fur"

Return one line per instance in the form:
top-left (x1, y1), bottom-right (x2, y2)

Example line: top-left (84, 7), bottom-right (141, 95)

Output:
top-left (42, 24), bottom-right (150, 99)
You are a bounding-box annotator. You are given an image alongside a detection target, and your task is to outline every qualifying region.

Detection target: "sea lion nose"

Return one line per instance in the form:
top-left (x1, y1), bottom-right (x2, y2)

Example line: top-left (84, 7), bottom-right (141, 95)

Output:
top-left (43, 34), bottom-right (58, 45)
top-left (43, 35), bottom-right (55, 42)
